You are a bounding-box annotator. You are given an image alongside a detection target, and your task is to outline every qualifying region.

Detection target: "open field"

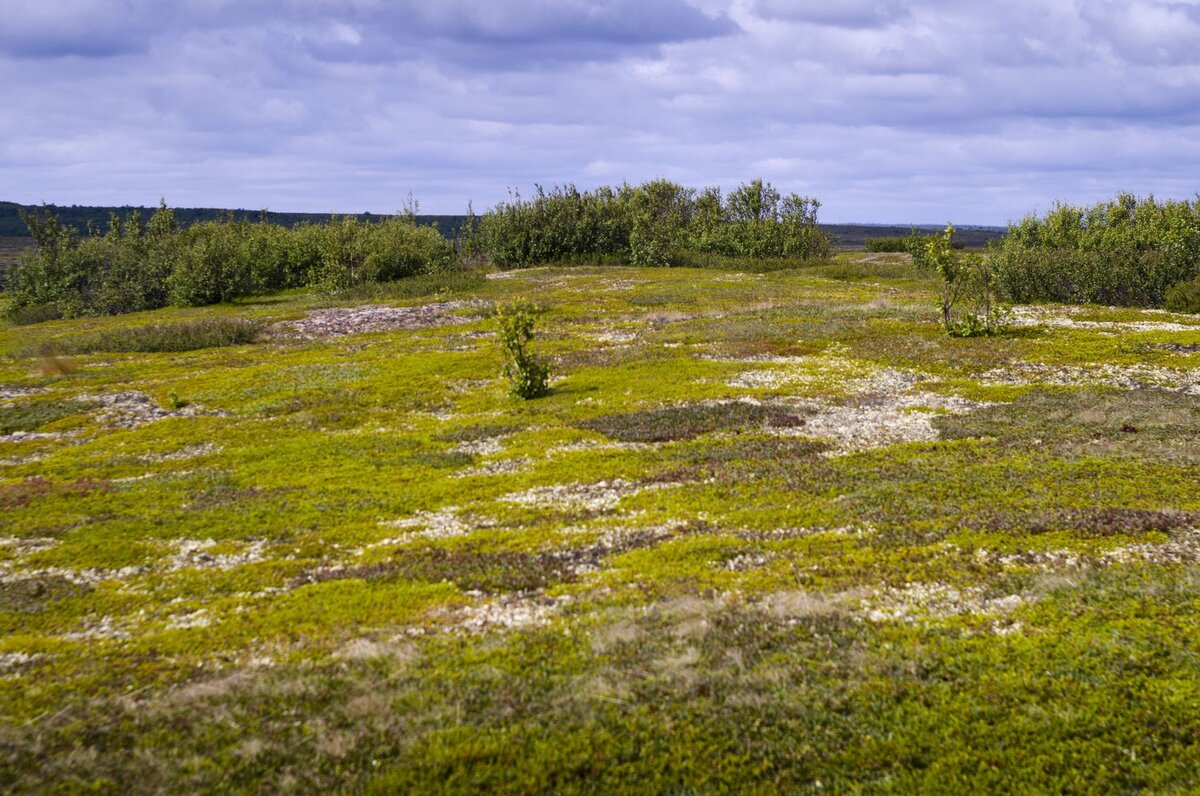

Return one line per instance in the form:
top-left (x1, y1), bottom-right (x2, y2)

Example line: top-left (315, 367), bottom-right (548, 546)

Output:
top-left (2, 253), bottom-right (1200, 792)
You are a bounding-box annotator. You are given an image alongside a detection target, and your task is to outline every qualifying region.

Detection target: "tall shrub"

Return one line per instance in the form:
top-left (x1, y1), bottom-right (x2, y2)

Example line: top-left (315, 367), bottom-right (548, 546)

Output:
top-left (990, 194), bottom-right (1200, 307)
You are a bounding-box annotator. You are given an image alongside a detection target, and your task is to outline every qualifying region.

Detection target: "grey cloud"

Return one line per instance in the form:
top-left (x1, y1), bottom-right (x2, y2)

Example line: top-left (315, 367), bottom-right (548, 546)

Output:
top-left (753, 0), bottom-right (910, 28)
top-left (0, 0), bottom-right (158, 58)
top-left (1, 0), bottom-right (1198, 224)
top-left (300, 0), bottom-right (739, 67)
top-left (0, 0), bottom-right (737, 64)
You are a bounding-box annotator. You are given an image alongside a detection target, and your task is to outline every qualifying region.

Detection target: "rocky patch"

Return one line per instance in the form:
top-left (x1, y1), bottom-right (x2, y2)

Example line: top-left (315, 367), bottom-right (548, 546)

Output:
top-left (270, 300), bottom-right (486, 340)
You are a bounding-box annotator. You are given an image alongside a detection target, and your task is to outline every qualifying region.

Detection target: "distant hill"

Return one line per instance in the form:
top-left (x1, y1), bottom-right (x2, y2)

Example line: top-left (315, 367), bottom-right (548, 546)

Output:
top-left (0, 202), bottom-right (1007, 249)
top-left (823, 223), bottom-right (1006, 249)
top-left (0, 201), bottom-right (470, 239)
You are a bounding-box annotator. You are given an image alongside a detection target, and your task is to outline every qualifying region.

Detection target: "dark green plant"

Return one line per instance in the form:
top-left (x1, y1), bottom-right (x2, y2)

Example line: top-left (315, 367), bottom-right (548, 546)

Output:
top-left (496, 303), bottom-right (551, 399)
top-left (629, 180), bottom-right (693, 266)
top-left (1165, 276), bottom-right (1200, 314)
top-left (864, 235), bottom-right (910, 253)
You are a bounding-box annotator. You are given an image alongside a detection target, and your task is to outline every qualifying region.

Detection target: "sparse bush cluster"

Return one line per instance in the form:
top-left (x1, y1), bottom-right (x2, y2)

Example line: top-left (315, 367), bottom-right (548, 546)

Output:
top-left (475, 179), bottom-right (831, 268)
top-left (7, 203), bottom-right (456, 319)
top-left (989, 193), bottom-right (1200, 307)
top-left (926, 224), bottom-right (1007, 337)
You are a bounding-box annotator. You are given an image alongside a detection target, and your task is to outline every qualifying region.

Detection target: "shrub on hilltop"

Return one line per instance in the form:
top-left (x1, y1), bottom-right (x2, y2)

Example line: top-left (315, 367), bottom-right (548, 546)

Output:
top-left (475, 178), bottom-right (831, 268)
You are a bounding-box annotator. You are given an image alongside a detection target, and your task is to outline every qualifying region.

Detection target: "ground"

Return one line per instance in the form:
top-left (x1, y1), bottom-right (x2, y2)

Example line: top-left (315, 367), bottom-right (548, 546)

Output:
top-left (1, 253), bottom-right (1199, 793)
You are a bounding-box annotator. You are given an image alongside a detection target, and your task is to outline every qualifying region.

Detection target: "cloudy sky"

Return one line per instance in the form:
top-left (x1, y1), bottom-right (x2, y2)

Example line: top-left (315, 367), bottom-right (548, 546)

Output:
top-left (2, 0), bottom-right (1198, 223)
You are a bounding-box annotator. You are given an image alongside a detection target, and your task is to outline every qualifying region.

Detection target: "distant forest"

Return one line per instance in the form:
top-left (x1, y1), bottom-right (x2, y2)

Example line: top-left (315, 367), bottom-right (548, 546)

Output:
top-left (0, 200), bottom-right (1006, 248)
top-left (0, 201), bottom-right (470, 240)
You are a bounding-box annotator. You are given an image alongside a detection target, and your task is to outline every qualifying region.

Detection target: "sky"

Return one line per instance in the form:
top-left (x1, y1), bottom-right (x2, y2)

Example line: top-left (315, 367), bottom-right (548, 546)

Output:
top-left (1, 0), bottom-right (1198, 224)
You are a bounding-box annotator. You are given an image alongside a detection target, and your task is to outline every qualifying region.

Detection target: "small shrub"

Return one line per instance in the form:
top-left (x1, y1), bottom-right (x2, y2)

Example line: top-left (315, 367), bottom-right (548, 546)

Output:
top-left (928, 224), bottom-right (1007, 337)
top-left (6, 303), bottom-right (62, 326)
top-left (1165, 276), bottom-right (1200, 314)
top-left (496, 303), bottom-right (550, 399)
top-left (864, 235), bottom-right (910, 253)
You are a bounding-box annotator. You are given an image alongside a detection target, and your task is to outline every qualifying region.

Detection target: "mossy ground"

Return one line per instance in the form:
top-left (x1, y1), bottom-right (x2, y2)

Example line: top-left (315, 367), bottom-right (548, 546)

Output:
top-left (2, 254), bottom-right (1200, 793)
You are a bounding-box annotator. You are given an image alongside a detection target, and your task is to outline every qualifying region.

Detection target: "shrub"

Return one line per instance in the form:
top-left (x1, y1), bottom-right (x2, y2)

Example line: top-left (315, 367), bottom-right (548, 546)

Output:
top-left (864, 236), bottom-right (910, 253)
top-left (1165, 276), bottom-right (1200, 314)
top-left (167, 220), bottom-right (256, 306)
top-left (927, 224), bottom-right (1006, 337)
top-left (8, 205), bottom-right (174, 317)
top-left (6, 303), bottom-right (62, 326)
top-left (7, 202), bottom-right (460, 317)
top-left (475, 179), bottom-right (831, 268)
top-left (629, 180), bottom-right (693, 266)
top-left (990, 194), bottom-right (1200, 307)
top-left (476, 184), bottom-right (634, 268)
top-left (496, 303), bottom-right (550, 399)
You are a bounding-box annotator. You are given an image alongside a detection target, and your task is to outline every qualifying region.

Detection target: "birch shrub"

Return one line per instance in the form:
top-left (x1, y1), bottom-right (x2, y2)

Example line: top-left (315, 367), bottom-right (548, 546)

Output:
top-left (989, 194), bottom-right (1200, 307)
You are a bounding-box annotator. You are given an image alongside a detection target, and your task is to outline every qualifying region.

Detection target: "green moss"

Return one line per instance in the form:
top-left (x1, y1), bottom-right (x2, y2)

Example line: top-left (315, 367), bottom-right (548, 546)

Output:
top-left (3, 264), bottom-right (1200, 792)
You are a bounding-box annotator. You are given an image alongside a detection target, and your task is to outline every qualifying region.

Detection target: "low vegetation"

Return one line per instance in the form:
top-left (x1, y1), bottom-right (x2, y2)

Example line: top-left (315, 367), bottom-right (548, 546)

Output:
top-left (2, 181), bottom-right (1200, 792)
top-left (1166, 275), bottom-right (1200, 314)
top-left (32, 318), bottom-right (263, 355)
top-left (2, 250), bottom-right (1199, 791)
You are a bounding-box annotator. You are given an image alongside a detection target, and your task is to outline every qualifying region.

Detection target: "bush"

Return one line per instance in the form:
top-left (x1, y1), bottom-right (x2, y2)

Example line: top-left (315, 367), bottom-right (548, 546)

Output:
top-left (990, 194), bottom-right (1200, 307)
top-left (6, 303), bottom-right (62, 326)
top-left (864, 235), bottom-right (910, 253)
top-left (476, 179), bottom-right (830, 268)
top-left (476, 184), bottom-right (634, 268)
top-left (496, 303), bottom-right (550, 399)
top-left (8, 205), bottom-right (174, 317)
top-left (927, 224), bottom-right (1007, 337)
top-left (629, 180), bottom-right (693, 266)
top-left (7, 203), bottom-right (459, 318)
top-left (1165, 276), bottom-right (1200, 314)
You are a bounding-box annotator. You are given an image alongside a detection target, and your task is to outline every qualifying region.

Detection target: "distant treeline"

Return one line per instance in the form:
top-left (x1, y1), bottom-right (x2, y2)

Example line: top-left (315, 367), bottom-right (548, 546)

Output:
top-left (0, 201), bottom-right (468, 240)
